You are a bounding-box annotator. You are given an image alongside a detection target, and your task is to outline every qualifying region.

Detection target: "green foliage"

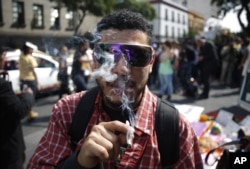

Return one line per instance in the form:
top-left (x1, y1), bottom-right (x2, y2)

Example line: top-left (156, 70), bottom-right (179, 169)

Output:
top-left (54, 0), bottom-right (115, 15)
top-left (211, 0), bottom-right (250, 35)
top-left (51, 0), bottom-right (155, 19)
top-left (50, 0), bottom-right (156, 34)
top-left (186, 26), bottom-right (199, 39)
top-left (114, 0), bottom-right (156, 20)
top-left (211, 0), bottom-right (241, 17)
top-left (86, 0), bottom-right (115, 16)
top-left (50, 0), bottom-right (116, 34)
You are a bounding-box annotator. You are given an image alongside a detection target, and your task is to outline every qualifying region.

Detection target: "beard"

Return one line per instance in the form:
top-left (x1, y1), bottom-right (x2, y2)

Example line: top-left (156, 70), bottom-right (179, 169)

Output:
top-left (95, 77), bottom-right (146, 111)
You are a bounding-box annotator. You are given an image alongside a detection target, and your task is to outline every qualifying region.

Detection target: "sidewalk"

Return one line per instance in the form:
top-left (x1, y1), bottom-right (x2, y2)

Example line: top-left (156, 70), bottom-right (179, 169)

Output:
top-left (167, 82), bottom-right (249, 119)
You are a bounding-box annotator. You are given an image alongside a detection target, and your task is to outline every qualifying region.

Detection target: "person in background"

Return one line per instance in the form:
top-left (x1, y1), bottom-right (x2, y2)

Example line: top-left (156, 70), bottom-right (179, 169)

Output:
top-left (240, 36), bottom-right (250, 84)
top-left (58, 45), bottom-right (71, 99)
top-left (0, 46), bottom-right (34, 169)
top-left (27, 9), bottom-right (203, 169)
top-left (171, 41), bottom-right (181, 94)
top-left (19, 42), bottom-right (39, 120)
top-left (158, 41), bottom-right (174, 101)
top-left (178, 39), bottom-right (198, 98)
top-left (219, 39), bottom-right (240, 87)
top-left (81, 40), bottom-right (93, 83)
top-left (148, 42), bottom-right (160, 89)
top-left (195, 35), bottom-right (219, 99)
top-left (231, 36), bottom-right (244, 88)
top-left (71, 38), bottom-right (92, 92)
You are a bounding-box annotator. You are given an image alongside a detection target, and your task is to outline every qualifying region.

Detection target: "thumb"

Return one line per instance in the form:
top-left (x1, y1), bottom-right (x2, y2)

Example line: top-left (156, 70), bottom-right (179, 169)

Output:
top-left (118, 126), bottom-right (134, 146)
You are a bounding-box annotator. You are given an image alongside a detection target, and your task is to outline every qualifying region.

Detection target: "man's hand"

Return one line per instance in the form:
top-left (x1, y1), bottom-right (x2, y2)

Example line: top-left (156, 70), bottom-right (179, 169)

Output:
top-left (77, 121), bottom-right (132, 168)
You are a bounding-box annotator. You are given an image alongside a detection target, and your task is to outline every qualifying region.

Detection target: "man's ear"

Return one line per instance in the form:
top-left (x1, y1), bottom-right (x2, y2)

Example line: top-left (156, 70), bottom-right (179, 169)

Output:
top-left (149, 54), bottom-right (155, 73)
top-left (149, 54), bottom-right (155, 66)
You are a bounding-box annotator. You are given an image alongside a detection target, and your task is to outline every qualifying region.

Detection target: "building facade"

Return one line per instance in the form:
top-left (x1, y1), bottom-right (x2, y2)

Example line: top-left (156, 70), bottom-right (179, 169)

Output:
top-left (0, 0), bottom-right (99, 53)
top-left (0, 0), bottom-right (217, 50)
top-left (149, 0), bottom-right (216, 43)
top-left (186, 0), bottom-right (219, 21)
top-left (188, 10), bottom-right (204, 34)
top-left (150, 0), bottom-right (189, 43)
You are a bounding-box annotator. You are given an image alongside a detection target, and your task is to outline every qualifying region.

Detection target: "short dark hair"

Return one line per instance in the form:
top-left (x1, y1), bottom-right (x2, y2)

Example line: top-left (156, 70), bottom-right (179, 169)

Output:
top-left (96, 9), bottom-right (153, 43)
top-left (0, 46), bottom-right (5, 56)
top-left (164, 41), bottom-right (172, 48)
top-left (0, 46), bottom-right (8, 56)
top-left (22, 44), bottom-right (32, 55)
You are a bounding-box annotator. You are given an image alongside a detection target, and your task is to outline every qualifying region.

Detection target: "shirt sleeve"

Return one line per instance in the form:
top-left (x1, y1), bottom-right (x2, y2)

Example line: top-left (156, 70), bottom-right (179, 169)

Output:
top-left (26, 97), bottom-right (78, 169)
top-left (172, 113), bottom-right (204, 169)
top-left (30, 56), bottom-right (38, 68)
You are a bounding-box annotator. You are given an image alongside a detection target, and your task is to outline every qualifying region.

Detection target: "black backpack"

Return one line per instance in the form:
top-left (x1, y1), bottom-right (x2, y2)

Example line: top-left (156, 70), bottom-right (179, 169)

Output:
top-left (68, 87), bottom-right (179, 168)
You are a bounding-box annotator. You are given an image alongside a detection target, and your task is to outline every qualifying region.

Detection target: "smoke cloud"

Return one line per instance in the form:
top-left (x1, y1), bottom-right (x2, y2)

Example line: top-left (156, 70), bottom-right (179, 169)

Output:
top-left (90, 30), bottom-right (135, 144)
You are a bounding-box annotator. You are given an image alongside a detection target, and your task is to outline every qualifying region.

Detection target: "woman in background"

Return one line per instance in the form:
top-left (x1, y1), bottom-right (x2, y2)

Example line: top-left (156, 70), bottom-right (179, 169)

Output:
top-left (158, 41), bottom-right (174, 101)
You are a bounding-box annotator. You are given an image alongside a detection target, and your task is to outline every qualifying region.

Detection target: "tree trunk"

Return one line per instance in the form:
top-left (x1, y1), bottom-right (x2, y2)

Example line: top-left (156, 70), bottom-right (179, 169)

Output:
top-left (74, 10), bottom-right (86, 35)
top-left (239, 0), bottom-right (250, 36)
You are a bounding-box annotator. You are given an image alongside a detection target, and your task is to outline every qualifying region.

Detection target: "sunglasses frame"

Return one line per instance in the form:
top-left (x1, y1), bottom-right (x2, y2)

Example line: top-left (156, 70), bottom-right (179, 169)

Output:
top-left (93, 43), bottom-right (154, 67)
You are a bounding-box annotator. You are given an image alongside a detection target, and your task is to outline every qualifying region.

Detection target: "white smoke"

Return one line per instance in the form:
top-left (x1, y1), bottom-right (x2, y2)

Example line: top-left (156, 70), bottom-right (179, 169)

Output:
top-left (91, 30), bottom-right (135, 145)
top-left (91, 61), bottom-right (118, 82)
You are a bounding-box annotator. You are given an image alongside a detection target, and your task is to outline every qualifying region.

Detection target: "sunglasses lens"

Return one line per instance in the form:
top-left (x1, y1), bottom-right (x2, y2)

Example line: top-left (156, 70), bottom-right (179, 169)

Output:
top-left (94, 43), bottom-right (152, 67)
top-left (122, 45), bottom-right (152, 67)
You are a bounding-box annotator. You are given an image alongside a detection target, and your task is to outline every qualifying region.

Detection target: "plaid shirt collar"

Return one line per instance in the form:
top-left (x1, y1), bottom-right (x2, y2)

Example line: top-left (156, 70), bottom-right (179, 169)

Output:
top-left (95, 86), bottom-right (157, 136)
top-left (134, 86), bottom-right (157, 135)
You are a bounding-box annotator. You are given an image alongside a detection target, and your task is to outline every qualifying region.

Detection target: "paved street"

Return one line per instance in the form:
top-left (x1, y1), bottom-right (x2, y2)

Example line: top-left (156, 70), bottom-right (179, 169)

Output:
top-left (22, 79), bottom-right (249, 168)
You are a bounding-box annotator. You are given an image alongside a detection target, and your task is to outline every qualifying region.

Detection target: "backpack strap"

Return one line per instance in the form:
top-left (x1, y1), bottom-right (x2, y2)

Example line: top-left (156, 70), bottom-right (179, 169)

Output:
top-left (68, 86), bottom-right (99, 150)
top-left (155, 97), bottom-right (179, 168)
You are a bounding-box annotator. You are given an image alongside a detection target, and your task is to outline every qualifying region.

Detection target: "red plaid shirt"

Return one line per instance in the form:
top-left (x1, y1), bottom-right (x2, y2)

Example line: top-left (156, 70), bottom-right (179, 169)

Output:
top-left (27, 87), bottom-right (203, 169)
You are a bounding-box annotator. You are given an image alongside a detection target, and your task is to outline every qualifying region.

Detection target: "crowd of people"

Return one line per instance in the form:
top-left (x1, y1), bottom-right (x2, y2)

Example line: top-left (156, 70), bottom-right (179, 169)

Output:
top-left (54, 32), bottom-right (249, 103)
top-left (148, 34), bottom-right (249, 100)
top-left (34, 23), bottom-right (249, 103)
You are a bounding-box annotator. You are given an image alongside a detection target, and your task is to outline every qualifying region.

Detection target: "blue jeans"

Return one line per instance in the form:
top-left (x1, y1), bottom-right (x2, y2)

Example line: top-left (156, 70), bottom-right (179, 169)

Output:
top-left (159, 74), bottom-right (173, 96)
top-left (20, 80), bottom-right (37, 96)
top-left (73, 74), bottom-right (88, 92)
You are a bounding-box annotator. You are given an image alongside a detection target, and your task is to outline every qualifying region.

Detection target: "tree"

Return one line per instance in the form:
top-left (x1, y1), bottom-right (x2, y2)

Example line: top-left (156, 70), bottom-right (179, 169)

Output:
top-left (114, 0), bottom-right (156, 20)
top-left (186, 26), bottom-right (199, 39)
top-left (51, 0), bottom-right (116, 34)
top-left (50, 0), bottom-right (156, 35)
top-left (211, 0), bottom-right (250, 35)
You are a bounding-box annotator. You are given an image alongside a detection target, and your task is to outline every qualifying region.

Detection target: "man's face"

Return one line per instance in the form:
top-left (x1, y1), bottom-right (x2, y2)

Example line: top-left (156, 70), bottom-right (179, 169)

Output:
top-left (92, 29), bottom-right (154, 109)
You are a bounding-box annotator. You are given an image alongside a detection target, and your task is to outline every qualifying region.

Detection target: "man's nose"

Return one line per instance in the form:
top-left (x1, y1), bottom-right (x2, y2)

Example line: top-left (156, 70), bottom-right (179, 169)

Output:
top-left (112, 55), bottom-right (130, 76)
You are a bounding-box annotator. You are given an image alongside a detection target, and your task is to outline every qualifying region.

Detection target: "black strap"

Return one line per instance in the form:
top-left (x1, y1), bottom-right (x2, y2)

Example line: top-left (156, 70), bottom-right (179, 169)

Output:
top-left (68, 86), bottom-right (99, 149)
top-left (68, 88), bottom-right (179, 167)
top-left (155, 98), bottom-right (179, 167)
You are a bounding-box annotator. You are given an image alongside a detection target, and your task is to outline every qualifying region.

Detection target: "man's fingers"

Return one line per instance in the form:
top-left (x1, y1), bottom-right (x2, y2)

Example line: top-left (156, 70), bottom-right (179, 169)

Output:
top-left (90, 123), bottom-right (119, 149)
top-left (78, 120), bottom-right (134, 167)
top-left (99, 121), bottom-right (134, 145)
top-left (78, 139), bottom-right (108, 167)
top-left (86, 131), bottom-right (120, 161)
top-left (89, 130), bottom-right (115, 154)
top-left (100, 120), bottom-right (130, 134)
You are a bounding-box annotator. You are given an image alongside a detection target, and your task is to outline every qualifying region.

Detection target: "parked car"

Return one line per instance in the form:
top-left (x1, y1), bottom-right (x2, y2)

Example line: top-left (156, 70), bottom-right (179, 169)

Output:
top-left (4, 49), bottom-right (74, 96)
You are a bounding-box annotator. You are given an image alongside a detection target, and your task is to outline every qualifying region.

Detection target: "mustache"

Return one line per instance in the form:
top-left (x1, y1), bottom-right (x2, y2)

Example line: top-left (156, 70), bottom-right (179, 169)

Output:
top-left (107, 77), bottom-right (136, 88)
